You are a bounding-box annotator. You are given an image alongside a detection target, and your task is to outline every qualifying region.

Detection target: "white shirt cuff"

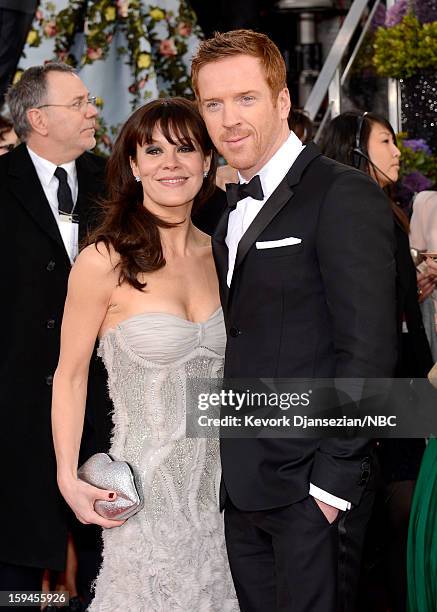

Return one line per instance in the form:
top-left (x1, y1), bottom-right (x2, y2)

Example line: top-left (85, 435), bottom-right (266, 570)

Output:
top-left (309, 483), bottom-right (352, 511)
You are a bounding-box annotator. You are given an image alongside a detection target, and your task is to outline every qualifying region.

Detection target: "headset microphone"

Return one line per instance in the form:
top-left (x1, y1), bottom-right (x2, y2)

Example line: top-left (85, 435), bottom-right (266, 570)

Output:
top-left (353, 112), bottom-right (396, 186)
top-left (352, 147), bottom-right (395, 185)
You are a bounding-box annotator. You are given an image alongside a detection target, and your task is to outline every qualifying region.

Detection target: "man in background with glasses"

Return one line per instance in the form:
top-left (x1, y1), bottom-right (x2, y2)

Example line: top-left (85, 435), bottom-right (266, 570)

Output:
top-left (0, 63), bottom-right (111, 606)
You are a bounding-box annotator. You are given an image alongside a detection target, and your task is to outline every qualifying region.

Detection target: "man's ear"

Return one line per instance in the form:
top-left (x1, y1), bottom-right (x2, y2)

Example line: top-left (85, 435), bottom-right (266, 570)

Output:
top-left (278, 88), bottom-right (291, 120)
top-left (27, 108), bottom-right (48, 136)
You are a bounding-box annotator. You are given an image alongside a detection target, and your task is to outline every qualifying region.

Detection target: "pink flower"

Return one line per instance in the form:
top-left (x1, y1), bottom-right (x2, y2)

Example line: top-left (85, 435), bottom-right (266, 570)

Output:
top-left (116, 0), bottom-right (129, 18)
top-left (177, 22), bottom-right (192, 37)
top-left (44, 21), bottom-right (57, 37)
top-left (159, 38), bottom-right (177, 57)
top-left (87, 47), bottom-right (103, 60)
top-left (35, 9), bottom-right (44, 21)
top-left (138, 78), bottom-right (147, 89)
top-left (128, 82), bottom-right (138, 94)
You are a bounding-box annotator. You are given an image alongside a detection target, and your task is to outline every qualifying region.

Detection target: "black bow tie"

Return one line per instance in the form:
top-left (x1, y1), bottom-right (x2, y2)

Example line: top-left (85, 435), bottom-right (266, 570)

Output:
top-left (225, 174), bottom-right (264, 210)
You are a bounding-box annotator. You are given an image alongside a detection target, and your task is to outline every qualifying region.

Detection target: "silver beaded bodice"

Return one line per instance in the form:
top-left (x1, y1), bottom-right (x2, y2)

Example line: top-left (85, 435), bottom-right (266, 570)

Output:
top-left (98, 309), bottom-right (226, 528)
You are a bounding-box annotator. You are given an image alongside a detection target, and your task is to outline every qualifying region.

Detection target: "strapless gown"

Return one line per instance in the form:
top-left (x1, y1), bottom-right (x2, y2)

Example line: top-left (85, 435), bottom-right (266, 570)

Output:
top-left (89, 309), bottom-right (238, 612)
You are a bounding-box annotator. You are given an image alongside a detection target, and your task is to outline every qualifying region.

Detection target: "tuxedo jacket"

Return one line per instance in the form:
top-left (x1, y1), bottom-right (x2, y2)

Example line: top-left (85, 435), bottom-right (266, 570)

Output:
top-left (0, 144), bottom-right (110, 571)
top-left (213, 143), bottom-right (397, 511)
top-left (192, 186), bottom-right (227, 236)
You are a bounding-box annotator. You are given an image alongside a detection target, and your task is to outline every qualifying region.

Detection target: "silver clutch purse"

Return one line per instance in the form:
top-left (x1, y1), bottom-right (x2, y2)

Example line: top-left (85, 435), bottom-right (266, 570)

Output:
top-left (77, 453), bottom-right (144, 521)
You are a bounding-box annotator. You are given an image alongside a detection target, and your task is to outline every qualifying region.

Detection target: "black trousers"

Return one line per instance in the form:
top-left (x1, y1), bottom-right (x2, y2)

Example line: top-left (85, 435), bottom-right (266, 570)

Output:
top-left (0, 8), bottom-right (35, 108)
top-left (357, 479), bottom-right (416, 612)
top-left (0, 562), bottom-right (43, 611)
top-left (225, 490), bottom-right (375, 612)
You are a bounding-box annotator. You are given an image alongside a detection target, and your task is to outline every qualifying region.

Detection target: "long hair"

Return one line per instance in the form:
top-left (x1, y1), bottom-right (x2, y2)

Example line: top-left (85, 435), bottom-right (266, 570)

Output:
top-left (88, 98), bottom-right (218, 291)
top-left (320, 111), bottom-right (409, 233)
top-left (0, 115), bottom-right (14, 141)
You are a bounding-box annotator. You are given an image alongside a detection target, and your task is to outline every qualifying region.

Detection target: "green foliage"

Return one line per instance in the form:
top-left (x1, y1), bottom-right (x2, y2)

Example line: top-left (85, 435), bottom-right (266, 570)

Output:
top-left (373, 13), bottom-right (437, 78)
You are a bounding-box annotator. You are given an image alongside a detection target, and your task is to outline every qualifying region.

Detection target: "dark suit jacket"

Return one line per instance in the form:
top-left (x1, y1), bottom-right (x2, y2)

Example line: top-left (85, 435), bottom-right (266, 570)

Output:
top-left (0, 0), bottom-right (38, 13)
top-left (213, 143), bottom-right (397, 511)
top-left (192, 186), bottom-right (227, 236)
top-left (0, 144), bottom-right (110, 571)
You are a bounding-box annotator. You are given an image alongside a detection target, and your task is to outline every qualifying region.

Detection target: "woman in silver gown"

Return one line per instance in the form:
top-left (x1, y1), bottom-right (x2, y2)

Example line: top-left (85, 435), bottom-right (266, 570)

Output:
top-left (52, 98), bottom-right (238, 611)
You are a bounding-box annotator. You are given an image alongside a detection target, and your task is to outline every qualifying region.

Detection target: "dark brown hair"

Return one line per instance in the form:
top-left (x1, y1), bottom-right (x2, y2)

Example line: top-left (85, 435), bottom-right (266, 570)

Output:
top-left (0, 115), bottom-right (14, 141)
top-left (88, 97), bottom-right (217, 290)
top-left (288, 109), bottom-right (313, 143)
top-left (191, 29), bottom-right (287, 102)
top-left (320, 111), bottom-right (409, 233)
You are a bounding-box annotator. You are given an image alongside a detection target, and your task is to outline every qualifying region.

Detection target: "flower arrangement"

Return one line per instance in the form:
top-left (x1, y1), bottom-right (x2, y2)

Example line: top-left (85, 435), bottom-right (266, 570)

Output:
top-left (373, 0), bottom-right (437, 78)
top-left (395, 133), bottom-right (437, 207)
top-left (27, 0), bottom-right (200, 100)
top-left (23, 0), bottom-right (201, 154)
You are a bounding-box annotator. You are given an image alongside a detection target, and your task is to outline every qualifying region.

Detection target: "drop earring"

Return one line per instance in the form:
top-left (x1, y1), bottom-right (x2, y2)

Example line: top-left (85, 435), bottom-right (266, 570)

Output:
top-left (203, 171), bottom-right (208, 178)
top-left (134, 176), bottom-right (141, 182)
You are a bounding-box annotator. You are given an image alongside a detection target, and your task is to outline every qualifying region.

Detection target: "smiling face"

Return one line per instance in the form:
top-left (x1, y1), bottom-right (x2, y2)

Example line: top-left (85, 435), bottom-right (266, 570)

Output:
top-left (130, 126), bottom-right (211, 215)
top-left (196, 54), bottom-right (290, 179)
top-left (367, 122), bottom-right (401, 186)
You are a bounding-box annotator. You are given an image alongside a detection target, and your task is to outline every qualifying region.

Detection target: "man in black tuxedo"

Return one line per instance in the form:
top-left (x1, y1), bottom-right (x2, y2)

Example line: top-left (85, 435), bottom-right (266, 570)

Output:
top-left (0, 63), bottom-right (110, 598)
top-left (192, 30), bottom-right (397, 611)
top-left (0, 0), bottom-right (38, 108)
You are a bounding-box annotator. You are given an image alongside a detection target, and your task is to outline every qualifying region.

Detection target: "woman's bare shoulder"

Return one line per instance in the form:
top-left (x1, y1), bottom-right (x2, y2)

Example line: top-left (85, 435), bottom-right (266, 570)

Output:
top-left (74, 242), bottom-right (120, 274)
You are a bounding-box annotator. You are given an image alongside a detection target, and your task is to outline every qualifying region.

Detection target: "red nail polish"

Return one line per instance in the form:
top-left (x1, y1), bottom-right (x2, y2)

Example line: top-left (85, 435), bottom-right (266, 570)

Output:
top-left (108, 493), bottom-right (114, 499)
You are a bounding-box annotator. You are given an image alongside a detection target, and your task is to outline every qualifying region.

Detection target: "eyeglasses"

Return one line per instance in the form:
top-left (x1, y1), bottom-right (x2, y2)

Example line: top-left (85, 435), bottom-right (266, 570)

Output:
top-left (36, 96), bottom-right (97, 112)
top-left (0, 143), bottom-right (15, 152)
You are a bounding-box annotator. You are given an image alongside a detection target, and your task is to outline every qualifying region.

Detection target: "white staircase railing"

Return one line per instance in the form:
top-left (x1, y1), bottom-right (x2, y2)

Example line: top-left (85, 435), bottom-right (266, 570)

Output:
top-left (303, 0), bottom-right (401, 140)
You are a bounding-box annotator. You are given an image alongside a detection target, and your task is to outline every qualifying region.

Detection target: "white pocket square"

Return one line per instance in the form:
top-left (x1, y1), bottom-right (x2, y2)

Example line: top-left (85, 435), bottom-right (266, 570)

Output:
top-left (255, 237), bottom-right (302, 249)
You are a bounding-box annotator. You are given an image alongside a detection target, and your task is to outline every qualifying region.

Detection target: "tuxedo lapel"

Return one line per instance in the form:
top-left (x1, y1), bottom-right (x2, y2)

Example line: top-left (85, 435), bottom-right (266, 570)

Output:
top-left (212, 143), bottom-right (322, 311)
top-left (212, 205), bottom-right (233, 308)
top-left (234, 179), bottom-right (293, 270)
top-left (234, 142), bottom-right (322, 272)
top-left (8, 145), bottom-right (69, 261)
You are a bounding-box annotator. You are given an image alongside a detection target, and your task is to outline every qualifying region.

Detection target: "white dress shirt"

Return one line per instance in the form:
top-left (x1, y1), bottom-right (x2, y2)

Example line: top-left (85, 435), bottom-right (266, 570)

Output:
top-left (225, 131), bottom-right (351, 512)
top-left (27, 146), bottom-right (79, 263)
top-left (225, 130), bottom-right (304, 287)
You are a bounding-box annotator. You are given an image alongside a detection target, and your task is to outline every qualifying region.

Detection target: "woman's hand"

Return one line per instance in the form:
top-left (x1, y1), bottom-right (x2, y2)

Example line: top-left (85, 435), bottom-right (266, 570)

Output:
top-left (425, 257), bottom-right (437, 279)
top-left (417, 259), bottom-right (437, 303)
top-left (417, 271), bottom-right (436, 303)
top-left (59, 477), bottom-right (125, 529)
